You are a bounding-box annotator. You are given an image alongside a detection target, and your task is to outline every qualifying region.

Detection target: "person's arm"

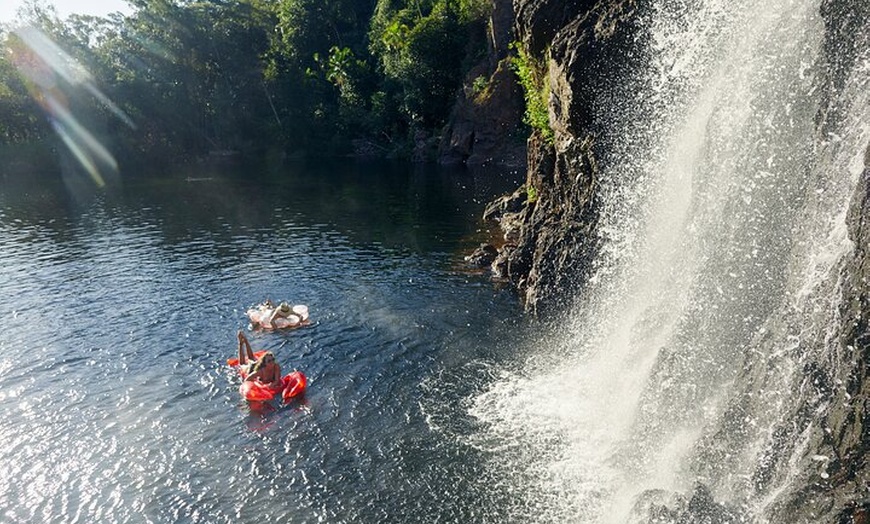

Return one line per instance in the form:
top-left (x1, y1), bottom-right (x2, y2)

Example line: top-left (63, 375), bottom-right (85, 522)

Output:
top-left (237, 331), bottom-right (246, 366)
top-left (269, 363), bottom-right (282, 388)
top-left (241, 332), bottom-right (255, 360)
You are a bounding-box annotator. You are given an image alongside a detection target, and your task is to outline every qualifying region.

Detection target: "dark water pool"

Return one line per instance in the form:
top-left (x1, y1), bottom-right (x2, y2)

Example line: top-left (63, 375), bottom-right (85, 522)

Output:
top-left (0, 158), bottom-right (535, 523)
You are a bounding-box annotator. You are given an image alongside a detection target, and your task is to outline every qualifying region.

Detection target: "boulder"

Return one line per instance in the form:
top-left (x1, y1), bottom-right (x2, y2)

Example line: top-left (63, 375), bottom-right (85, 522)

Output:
top-left (464, 243), bottom-right (499, 268)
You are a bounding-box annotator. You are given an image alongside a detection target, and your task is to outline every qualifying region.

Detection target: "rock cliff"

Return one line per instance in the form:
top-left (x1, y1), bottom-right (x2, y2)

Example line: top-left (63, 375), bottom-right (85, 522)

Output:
top-left (483, 0), bottom-right (640, 316)
top-left (751, 2), bottom-right (870, 521)
top-left (478, 0), bottom-right (870, 520)
top-left (438, 0), bottom-right (526, 167)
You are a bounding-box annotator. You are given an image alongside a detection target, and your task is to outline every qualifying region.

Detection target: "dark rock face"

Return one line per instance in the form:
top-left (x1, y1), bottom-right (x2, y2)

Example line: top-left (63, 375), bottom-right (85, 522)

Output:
top-left (745, 1), bottom-right (870, 521)
top-left (775, 147), bottom-right (870, 524)
top-left (483, 0), bottom-right (639, 315)
top-left (438, 58), bottom-right (526, 167)
top-left (630, 484), bottom-right (745, 524)
top-left (438, 0), bottom-right (526, 168)
top-left (514, 0), bottom-right (597, 57)
top-left (464, 243), bottom-right (499, 268)
top-left (753, 150), bottom-right (870, 524)
top-left (497, 133), bottom-right (600, 315)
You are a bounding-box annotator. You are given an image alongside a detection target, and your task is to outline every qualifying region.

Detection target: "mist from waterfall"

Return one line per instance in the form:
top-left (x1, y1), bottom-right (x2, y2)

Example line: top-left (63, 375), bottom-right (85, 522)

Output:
top-left (466, 0), bottom-right (870, 521)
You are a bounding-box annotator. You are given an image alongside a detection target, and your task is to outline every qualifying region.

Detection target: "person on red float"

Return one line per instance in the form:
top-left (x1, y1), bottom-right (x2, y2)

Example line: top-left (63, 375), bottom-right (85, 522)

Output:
top-left (236, 330), bottom-right (282, 390)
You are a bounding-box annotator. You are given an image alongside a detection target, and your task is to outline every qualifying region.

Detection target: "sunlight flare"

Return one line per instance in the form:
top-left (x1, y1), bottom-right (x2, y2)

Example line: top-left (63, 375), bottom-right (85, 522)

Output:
top-left (9, 25), bottom-right (134, 186)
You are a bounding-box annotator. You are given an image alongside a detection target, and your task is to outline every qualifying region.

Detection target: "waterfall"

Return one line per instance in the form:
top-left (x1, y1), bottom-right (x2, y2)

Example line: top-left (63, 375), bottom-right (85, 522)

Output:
top-left (467, 0), bottom-right (870, 521)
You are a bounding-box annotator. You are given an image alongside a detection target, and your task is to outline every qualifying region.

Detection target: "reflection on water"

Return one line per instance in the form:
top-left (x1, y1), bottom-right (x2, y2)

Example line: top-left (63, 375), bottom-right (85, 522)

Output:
top-left (0, 159), bottom-right (530, 523)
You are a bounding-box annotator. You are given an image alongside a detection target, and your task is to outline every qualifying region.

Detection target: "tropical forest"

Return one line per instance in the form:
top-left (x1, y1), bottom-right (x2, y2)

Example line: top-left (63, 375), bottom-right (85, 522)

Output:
top-left (0, 0), bottom-right (518, 169)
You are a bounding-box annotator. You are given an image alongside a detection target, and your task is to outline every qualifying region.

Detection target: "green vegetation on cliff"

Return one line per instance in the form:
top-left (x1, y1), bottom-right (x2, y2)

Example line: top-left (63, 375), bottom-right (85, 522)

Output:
top-left (510, 42), bottom-right (552, 144)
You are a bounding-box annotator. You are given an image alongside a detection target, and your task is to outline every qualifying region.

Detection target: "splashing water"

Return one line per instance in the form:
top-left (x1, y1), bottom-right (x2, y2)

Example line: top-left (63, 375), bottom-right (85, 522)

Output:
top-left (467, 0), bottom-right (870, 521)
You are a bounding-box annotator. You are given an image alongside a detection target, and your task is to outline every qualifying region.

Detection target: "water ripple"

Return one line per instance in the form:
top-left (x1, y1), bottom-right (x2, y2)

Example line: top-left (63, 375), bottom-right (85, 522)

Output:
top-left (0, 165), bottom-right (525, 523)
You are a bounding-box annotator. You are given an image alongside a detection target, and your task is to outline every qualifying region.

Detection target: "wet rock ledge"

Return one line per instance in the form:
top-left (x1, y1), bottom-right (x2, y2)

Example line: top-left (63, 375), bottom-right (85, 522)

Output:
top-left (472, 0), bottom-right (639, 316)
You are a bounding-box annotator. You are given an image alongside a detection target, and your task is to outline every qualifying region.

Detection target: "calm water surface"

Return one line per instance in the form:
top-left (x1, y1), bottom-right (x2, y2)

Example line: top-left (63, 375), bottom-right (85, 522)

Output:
top-left (0, 159), bottom-right (534, 523)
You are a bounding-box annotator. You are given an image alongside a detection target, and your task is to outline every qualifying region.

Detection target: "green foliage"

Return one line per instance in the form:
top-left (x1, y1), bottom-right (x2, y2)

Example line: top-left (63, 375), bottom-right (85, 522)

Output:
top-left (381, 19), bottom-right (410, 51)
top-left (317, 45), bottom-right (372, 130)
top-left (0, 0), bottom-right (496, 160)
top-left (510, 42), bottom-right (553, 144)
top-left (0, 34), bottom-right (49, 143)
top-left (275, 0), bottom-right (372, 68)
top-left (111, 0), bottom-right (282, 153)
top-left (369, 0), bottom-right (487, 129)
top-left (471, 74), bottom-right (488, 96)
top-left (526, 184), bottom-right (538, 203)
top-left (456, 0), bottom-right (491, 23)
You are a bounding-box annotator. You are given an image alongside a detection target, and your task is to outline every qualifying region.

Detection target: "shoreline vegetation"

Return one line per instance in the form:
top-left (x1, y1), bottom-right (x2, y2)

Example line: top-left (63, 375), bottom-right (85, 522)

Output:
top-left (0, 0), bottom-right (528, 170)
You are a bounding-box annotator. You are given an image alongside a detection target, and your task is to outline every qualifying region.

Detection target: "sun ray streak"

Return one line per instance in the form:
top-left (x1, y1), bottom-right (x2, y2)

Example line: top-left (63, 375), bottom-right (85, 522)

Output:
top-left (10, 25), bottom-right (135, 186)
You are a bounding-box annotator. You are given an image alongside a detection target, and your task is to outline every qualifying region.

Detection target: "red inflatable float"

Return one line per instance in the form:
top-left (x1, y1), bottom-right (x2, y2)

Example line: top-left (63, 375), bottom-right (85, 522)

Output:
top-left (228, 352), bottom-right (307, 402)
top-left (239, 371), bottom-right (307, 402)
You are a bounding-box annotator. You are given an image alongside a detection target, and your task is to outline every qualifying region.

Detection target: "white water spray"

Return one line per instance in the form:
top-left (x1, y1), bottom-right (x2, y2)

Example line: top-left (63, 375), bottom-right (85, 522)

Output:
top-left (468, 0), bottom-right (870, 521)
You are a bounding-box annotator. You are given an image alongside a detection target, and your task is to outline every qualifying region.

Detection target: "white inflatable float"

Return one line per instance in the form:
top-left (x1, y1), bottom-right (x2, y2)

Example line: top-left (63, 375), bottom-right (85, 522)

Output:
top-left (247, 303), bottom-right (310, 330)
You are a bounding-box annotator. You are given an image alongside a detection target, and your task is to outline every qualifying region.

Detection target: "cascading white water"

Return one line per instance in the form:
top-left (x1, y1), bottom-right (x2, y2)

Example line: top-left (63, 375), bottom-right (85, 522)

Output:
top-left (467, 0), bottom-right (870, 522)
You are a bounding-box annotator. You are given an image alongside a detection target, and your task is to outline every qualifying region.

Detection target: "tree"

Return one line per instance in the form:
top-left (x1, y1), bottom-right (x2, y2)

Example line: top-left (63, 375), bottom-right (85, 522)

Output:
top-left (0, 32), bottom-right (49, 143)
top-left (0, 0), bottom-right (494, 161)
top-left (370, 0), bottom-right (483, 128)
